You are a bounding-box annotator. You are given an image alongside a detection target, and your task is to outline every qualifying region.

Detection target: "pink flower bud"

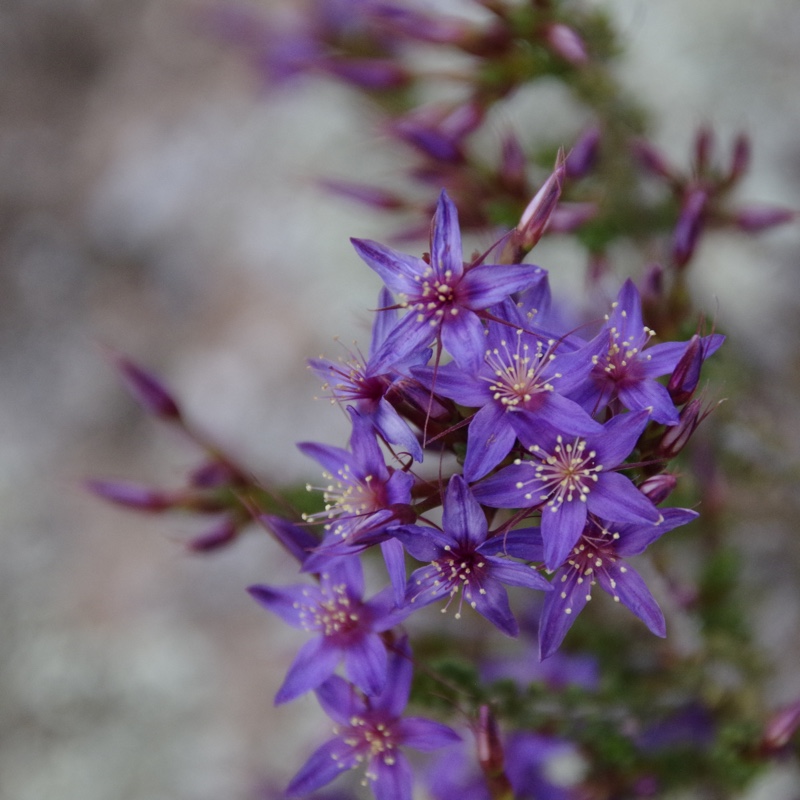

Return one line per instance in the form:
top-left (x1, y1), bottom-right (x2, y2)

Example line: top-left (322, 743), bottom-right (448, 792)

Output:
top-left (656, 397), bottom-right (714, 460)
top-left (732, 205), bottom-right (796, 233)
top-left (107, 349), bottom-right (182, 420)
top-left (762, 700), bottom-right (800, 753)
top-left (476, 705), bottom-right (505, 775)
top-left (639, 473), bottom-right (678, 504)
top-left (544, 23), bottom-right (589, 65)
top-left (516, 151), bottom-right (566, 250)
top-left (187, 516), bottom-right (239, 552)
top-left (85, 479), bottom-right (174, 512)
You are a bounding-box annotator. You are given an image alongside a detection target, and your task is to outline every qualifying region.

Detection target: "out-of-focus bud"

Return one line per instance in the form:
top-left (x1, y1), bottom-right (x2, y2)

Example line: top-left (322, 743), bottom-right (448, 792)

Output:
top-left (639, 473), bottom-right (678, 505)
top-left (656, 397), bottom-right (715, 460)
top-left (516, 150), bottom-right (566, 250)
top-left (640, 262), bottom-right (664, 302)
top-left (189, 460), bottom-right (241, 489)
top-left (322, 56), bottom-right (410, 90)
top-left (693, 125), bottom-right (715, 175)
top-left (500, 133), bottom-right (527, 189)
top-left (761, 699), bottom-right (800, 754)
top-left (565, 126), bottom-right (601, 179)
top-left (187, 516), bottom-right (239, 552)
top-left (318, 179), bottom-right (406, 210)
top-left (365, 4), bottom-right (472, 45)
top-left (107, 349), bottom-right (182, 421)
top-left (726, 132), bottom-right (751, 184)
top-left (389, 103), bottom-right (482, 164)
top-left (544, 23), bottom-right (589, 65)
top-left (672, 187), bottom-right (708, 269)
top-left (547, 202), bottom-right (597, 233)
top-left (631, 138), bottom-right (677, 183)
top-left (85, 479), bottom-right (175, 512)
top-left (732, 205), bottom-right (797, 233)
top-left (476, 705), bottom-right (505, 776)
top-left (668, 334), bottom-right (704, 405)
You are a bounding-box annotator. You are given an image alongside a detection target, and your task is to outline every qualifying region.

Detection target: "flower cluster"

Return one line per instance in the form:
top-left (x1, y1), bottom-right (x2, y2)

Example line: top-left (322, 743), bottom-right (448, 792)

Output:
top-left (238, 189), bottom-right (723, 799)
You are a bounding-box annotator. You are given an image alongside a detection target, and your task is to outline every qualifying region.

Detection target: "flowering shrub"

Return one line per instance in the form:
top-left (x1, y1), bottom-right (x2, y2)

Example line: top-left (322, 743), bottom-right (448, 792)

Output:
top-left (90, 1), bottom-right (800, 798)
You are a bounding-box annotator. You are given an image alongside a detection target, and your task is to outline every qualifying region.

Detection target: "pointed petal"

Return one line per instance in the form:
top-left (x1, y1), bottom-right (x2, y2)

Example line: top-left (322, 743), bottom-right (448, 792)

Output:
top-left (374, 398), bottom-right (423, 461)
top-left (247, 583), bottom-right (318, 629)
top-left (594, 410), bottom-right (650, 467)
top-left (373, 636), bottom-right (413, 717)
top-left (614, 508), bottom-right (698, 556)
top-left (588, 472), bottom-right (660, 524)
top-left (597, 562), bottom-right (665, 636)
top-left (316, 674), bottom-right (366, 723)
top-left (640, 341), bottom-right (689, 377)
top-left (479, 527), bottom-right (544, 561)
top-left (297, 441), bottom-right (354, 478)
top-left (345, 633), bottom-right (388, 697)
top-left (286, 738), bottom-right (355, 797)
top-left (441, 308), bottom-right (486, 371)
top-left (539, 570), bottom-right (590, 659)
top-left (411, 363), bottom-right (490, 407)
top-left (370, 286), bottom-right (400, 356)
top-left (395, 717), bottom-right (461, 750)
top-left (618, 380), bottom-right (679, 425)
top-left (614, 279), bottom-right (644, 335)
top-left (351, 237), bottom-right (424, 294)
top-left (381, 537), bottom-right (409, 605)
top-left (463, 405), bottom-right (517, 482)
top-left (485, 556), bottom-right (552, 591)
top-left (371, 752), bottom-right (414, 800)
top-left (431, 191), bottom-right (464, 279)
top-left (394, 524), bottom-right (451, 562)
top-left (275, 637), bottom-right (342, 704)
top-left (371, 310), bottom-right (438, 373)
top-left (471, 464), bottom-right (535, 508)
top-left (459, 264), bottom-right (545, 309)
top-left (443, 475), bottom-right (488, 546)
top-left (470, 575), bottom-right (518, 636)
top-left (541, 499), bottom-right (587, 570)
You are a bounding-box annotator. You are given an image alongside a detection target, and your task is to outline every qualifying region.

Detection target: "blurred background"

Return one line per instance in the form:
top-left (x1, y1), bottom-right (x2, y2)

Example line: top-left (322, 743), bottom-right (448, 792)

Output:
top-left (1, 1), bottom-right (800, 798)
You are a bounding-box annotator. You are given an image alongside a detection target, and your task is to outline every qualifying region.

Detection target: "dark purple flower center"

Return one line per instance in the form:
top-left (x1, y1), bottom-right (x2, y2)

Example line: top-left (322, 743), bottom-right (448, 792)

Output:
top-left (592, 320), bottom-right (655, 386)
top-left (482, 329), bottom-right (558, 410)
top-left (338, 717), bottom-right (400, 770)
top-left (304, 467), bottom-right (386, 536)
top-left (321, 358), bottom-right (388, 405)
top-left (431, 544), bottom-right (487, 617)
top-left (297, 582), bottom-right (362, 637)
top-left (401, 266), bottom-right (462, 325)
top-left (515, 436), bottom-right (603, 509)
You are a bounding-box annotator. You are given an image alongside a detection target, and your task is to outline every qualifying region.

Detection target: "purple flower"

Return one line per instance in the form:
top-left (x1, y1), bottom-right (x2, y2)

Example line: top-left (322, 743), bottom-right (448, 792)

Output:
top-left (248, 557), bottom-right (406, 704)
top-left (472, 410), bottom-right (662, 570)
top-left (396, 476), bottom-right (552, 636)
top-left (533, 509), bottom-right (698, 658)
top-left (572, 280), bottom-right (723, 424)
top-left (286, 637), bottom-right (460, 800)
top-left (309, 288), bottom-right (428, 462)
top-left (413, 309), bottom-right (599, 481)
top-left (351, 191), bottom-right (543, 372)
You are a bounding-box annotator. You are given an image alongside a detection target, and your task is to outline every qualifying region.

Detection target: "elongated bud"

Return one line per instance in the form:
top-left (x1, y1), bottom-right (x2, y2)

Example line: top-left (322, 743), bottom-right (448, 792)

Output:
top-left (547, 202), bottom-right (597, 233)
top-left (656, 397), bottom-right (712, 460)
top-left (762, 700), bottom-right (800, 753)
top-left (631, 138), bottom-right (677, 182)
top-left (318, 179), bottom-right (406, 210)
top-left (85, 479), bottom-right (174, 512)
top-left (476, 705), bottom-right (505, 775)
top-left (693, 125), bottom-right (715, 175)
top-left (640, 262), bottom-right (664, 302)
top-left (187, 516), bottom-right (239, 552)
top-left (322, 56), bottom-right (410, 90)
top-left (189, 460), bottom-right (241, 489)
top-left (107, 349), bottom-right (182, 420)
top-left (261, 514), bottom-right (319, 565)
top-left (500, 133), bottom-right (527, 189)
top-left (544, 23), bottom-right (588, 65)
top-left (668, 335), bottom-right (704, 405)
top-left (672, 188), bottom-right (708, 269)
top-left (639, 473), bottom-right (678, 504)
top-left (517, 150), bottom-right (566, 250)
top-left (565, 126), bottom-right (601, 178)
top-left (732, 205), bottom-right (796, 233)
top-left (727, 132), bottom-right (751, 184)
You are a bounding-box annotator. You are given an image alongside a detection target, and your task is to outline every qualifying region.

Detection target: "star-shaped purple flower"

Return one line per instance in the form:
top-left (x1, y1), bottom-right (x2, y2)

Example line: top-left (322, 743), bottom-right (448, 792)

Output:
top-left (472, 410), bottom-right (662, 570)
top-left (286, 636), bottom-right (460, 800)
top-left (494, 509), bottom-right (697, 659)
top-left (572, 279), bottom-right (724, 424)
top-left (351, 190), bottom-right (543, 372)
top-left (395, 475), bottom-right (552, 636)
top-left (309, 287), bottom-right (428, 462)
top-left (248, 556), bottom-right (408, 704)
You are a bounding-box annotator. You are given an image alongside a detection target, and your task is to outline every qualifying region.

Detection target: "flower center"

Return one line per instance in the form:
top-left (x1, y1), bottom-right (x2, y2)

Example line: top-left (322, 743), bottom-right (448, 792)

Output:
top-left (514, 435), bottom-right (603, 509)
top-left (591, 321), bottom-right (655, 384)
top-left (399, 267), bottom-right (461, 325)
top-left (304, 466), bottom-right (385, 535)
top-left (482, 329), bottom-right (559, 409)
top-left (296, 582), bottom-right (360, 636)
top-left (340, 718), bottom-right (399, 770)
top-left (432, 545), bottom-right (486, 618)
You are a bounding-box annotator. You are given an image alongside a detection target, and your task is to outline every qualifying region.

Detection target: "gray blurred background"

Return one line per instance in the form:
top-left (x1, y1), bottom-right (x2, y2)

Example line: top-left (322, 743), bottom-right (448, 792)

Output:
top-left (2, 1), bottom-right (800, 798)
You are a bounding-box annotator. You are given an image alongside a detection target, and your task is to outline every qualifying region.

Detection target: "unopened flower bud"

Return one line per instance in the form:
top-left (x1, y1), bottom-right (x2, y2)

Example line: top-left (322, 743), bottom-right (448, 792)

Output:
top-left (107, 349), bottom-right (182, 420)
top-left (631, 138), bottom-right (677, 182)
top-left (500, 133), bottom-right (527, 189)
top-left (318, 179), bottom-right (406, 210)
top-left (565, 126), bottom-right (600, 178)
top-left (732, 205), bottom-right (796, 233)
top-left (668, 334), bottom-right (704, 405)
top-left (656, 397), bottom-right (708, 460)
top-left (85, 479), bottom-right (174, 512)
top-left (187, 516), bottom-right (239, 552)
top-left (693, 125), bottom-right (715, 175)
top-left (189, 460), bottom-right (241, 489)
top-left (547, 202), bottom-right (597, 233)
top-left (516, 151), bottom-right (566, 250)
top-left (476, 705), bottom-right (505, 776)
top-left (672, 188), bottom-right (708, 268)
top-left (727, 132), bottom-right (751, 184)
top-left (262, 514), bottom-right (319, 566)
top-left (640, 262), bottom-right (664, 301)
top-left (323, 56), bottom-right (410, 90)
top-left (639, 473), bottom-right (678, 504)
top-left (762, 700), bottom-right (800, 753)
top-left (544, 23), bottom-right (589, 65)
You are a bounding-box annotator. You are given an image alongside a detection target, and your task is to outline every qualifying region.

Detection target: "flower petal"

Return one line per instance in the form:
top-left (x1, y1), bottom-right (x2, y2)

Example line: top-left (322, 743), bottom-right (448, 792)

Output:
top-left (431, 191), bottom-right (464, 279)
top-left (395, 717), bottom-right (462, 750)
top-left (286, 738), bottom-right (356, 797)
top-left (345, 632), bottom-right (388, 697)
top-left (588, 471), bottom-right (660, 524)
top-left (541, 497), bottom-right (587, 570)
top-left (443, 475), bottom-right (488, 547)
top-left (538, 569), bottom-right (590, 659)
top-left (371, 751), bottom-right (414, 800)
top-left (463, 405), bottom-right (517, 482)
top-left (275, 637), bottom-right (342, 704)
top-left (597, 561), bottom-right (666, 636)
